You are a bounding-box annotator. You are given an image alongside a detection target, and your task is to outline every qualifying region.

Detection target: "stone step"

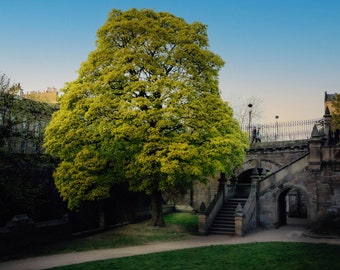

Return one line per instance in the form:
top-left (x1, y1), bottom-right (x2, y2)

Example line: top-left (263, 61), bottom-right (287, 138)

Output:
top-left (208, 198), bottom-right (247, 235)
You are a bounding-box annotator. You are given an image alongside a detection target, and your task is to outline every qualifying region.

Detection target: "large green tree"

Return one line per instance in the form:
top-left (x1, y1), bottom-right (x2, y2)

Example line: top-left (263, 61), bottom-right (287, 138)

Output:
top-left (44, 8), bottom-right (248, 226)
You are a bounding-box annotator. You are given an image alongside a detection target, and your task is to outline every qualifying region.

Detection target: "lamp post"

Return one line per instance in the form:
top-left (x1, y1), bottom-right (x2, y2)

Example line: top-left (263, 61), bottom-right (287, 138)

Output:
top-left (248, 103), bottom-right (253, 141)
top-left (275, 115), bottom-right (279, 141)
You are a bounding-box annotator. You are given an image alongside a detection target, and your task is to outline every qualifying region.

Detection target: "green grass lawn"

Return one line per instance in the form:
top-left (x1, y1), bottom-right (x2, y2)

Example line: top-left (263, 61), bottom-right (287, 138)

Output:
top-left (1, 212), bottom-right (196, 260)
top-left (164, 212), bottom-right (198, 233)
top-left (3, 212), bottom-right (340, 270)
top-left (48, 242), bottom-right (340, 270)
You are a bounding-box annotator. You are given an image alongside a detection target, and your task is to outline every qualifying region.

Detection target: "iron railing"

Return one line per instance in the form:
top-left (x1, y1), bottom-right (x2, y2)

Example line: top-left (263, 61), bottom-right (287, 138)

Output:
top-left (242, 118), bottom-right (323, 143)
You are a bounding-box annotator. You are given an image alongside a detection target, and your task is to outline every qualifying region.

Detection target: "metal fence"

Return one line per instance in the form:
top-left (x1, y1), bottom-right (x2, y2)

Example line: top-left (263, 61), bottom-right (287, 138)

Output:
top-left (242, 118), bottom-right (323, 142)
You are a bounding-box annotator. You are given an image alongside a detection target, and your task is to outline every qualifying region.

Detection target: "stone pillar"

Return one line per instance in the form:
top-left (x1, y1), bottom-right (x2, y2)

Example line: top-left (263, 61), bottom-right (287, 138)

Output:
top-left (234, 203), bottom-right (244, 236)
top-left (198, 212), bottom-right (207, 235)
top-left (323, 106), bottom-right (332, 145)
top-left (251, 168), bottom-right (260, 193)
top-left (309, 125), bottom-right (322, 171)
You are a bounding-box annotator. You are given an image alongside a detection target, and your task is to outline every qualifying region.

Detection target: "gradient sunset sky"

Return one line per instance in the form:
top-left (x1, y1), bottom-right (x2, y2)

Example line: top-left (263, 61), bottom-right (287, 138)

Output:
top-left (1, 0), bottom-right (339, 122)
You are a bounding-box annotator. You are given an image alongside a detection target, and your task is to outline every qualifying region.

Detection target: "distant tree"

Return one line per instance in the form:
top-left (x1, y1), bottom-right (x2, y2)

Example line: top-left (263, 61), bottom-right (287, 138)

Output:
top-left (331, 94), bottom-right (340, 131)
top-left (0, 73), bottom-right (20, 94)
top-left (229, 96), bottom-right (263, 127)
top-left (44, 9), bottom-right (248, 226)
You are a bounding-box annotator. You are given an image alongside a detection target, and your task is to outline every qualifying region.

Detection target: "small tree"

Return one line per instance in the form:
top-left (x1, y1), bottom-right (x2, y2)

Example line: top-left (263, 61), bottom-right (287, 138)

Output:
top-left (0, 73), bottom-right (20, 94)
top-left (229, 96), bottom-right (263, 127)
top-left (331, 94), bottom-right (340, 131)
top-left (44, 9), bottom-right (248, 226)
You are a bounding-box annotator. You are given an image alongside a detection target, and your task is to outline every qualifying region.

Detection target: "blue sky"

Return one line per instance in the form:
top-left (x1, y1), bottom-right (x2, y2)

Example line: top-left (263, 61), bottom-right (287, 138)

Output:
top-left (1, 0), bottom-right (340, 122)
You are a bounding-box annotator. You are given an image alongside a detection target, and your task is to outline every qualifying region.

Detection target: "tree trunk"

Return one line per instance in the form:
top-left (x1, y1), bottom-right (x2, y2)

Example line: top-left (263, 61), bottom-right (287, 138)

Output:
top-left (151, 190), bottom-right (165, 227)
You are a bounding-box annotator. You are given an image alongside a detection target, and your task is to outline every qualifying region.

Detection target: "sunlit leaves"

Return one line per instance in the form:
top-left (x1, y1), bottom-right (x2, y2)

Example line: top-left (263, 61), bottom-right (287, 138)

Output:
top-left (44, 8), bottom-right (248, 211)
top-left (331, 94), bottom-right (340, 131)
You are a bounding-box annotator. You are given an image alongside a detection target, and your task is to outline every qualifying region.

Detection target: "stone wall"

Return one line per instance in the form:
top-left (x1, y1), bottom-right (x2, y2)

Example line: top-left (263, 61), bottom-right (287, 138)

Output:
top-left (173, 138), bottom-right (340, 233)
top-left (258, 168), bottom-right (318, 227)
top-left (242, 140), bottom-right (309, 175)
top-left (313, 161), bottom-right (340, 220)
top-left (257, 144), bottom-right (340, 230)
top-left (172, 175), bottom-right (220, 212)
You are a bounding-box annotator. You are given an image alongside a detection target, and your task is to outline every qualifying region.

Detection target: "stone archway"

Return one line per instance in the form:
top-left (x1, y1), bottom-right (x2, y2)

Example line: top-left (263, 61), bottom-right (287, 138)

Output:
top-left (276, 186), bottom-right (308, 227)
top-left (236, 167), bottom-right (269, 198)
top-left (238, 158), bottom-right (281, 176)
top-left (277, 189), bottom-right (289, 226)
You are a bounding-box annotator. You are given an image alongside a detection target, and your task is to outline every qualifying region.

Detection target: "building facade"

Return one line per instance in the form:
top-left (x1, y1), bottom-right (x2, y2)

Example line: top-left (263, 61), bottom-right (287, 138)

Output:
top-left (0, 92), bottom-right (56, 154)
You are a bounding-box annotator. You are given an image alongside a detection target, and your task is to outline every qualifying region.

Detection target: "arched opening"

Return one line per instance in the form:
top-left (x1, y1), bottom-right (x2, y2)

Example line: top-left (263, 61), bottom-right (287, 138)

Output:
top-left (236, 168), bottom-right (270, 198)
top-left (278, 189), bottom-right (289, 226)
top-left (277, 187), bottom-right (308, 227)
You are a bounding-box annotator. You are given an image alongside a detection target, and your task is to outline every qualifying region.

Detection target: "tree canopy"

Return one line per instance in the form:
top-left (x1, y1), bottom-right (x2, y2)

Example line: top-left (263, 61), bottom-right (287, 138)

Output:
top-left (44, 8), bottom-right (248, 225)
top-left (331, 94), bottom-right (340, 131)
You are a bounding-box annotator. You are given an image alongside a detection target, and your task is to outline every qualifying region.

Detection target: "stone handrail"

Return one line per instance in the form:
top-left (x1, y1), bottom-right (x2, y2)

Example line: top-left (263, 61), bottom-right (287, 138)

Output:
top-left (242, 183), bottom-right (257, 234)
top-left (197, 184), bottom-right (236, 235)
top-left (198, 189), bottom-right (223, 235)
top-left (235, 150), bottom-right (310, 235)
top-left (258, 153), bottom-right (309, 196)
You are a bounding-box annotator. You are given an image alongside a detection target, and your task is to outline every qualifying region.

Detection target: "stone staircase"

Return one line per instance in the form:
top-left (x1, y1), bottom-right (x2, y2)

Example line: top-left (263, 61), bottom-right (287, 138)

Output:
top-left (209, 198), bottom-right (247, 235)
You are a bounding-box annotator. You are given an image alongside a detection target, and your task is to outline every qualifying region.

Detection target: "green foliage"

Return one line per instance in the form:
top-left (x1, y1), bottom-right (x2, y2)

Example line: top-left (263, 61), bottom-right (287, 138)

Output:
top-left (331, 93), bottom-right (340, 131)
top-left (46, 242), bottom-right (340, 270)
top-left (44, 8), bottom-right (248, 212)
top-left (0, 73), bottom-right (20, 95)
top-left (0, 153), bottom-right (64, 225)
top-left (164, 212), bottom-right (198, 233)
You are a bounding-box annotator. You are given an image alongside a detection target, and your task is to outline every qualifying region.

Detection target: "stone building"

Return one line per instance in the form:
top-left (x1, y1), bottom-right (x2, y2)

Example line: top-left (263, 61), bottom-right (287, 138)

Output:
top-left (195, 109), bottom-right (340, 235)
top-left (173, 98), bottom-right (340, 235)
top-left (23, 87), bottom-right (59, 104)
top-left (0, 91), bottom-right (56, 154)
